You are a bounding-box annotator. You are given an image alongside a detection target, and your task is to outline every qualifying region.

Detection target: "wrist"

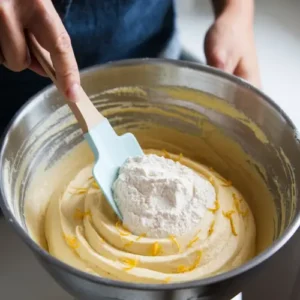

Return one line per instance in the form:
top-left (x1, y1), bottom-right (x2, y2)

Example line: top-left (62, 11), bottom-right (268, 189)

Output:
top-left (214, 0), bottom-right (254, 28)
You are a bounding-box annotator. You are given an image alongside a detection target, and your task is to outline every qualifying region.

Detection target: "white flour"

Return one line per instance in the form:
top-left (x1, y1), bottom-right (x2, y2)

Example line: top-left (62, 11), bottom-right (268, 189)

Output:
top-left (112, 154), bottom-right (216, 238)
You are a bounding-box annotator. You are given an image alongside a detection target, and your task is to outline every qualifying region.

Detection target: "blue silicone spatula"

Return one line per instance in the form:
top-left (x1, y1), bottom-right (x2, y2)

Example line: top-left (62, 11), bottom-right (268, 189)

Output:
top-left (28, 33), bottom-right (143, 220)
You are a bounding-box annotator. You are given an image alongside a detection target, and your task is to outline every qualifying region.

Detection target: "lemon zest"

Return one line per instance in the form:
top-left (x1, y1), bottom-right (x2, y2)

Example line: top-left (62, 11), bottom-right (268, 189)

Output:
top-left (221, 180), bottom-right (232, 187)
top-left (162, 149), bottom-right (184, 163)
top-left (124, 240), bottom-right (134, 248)
top-left (151, 242), bottom-right (162, 256)
top-left (176, 251), bottom-right (202, 273)
top-left (115, 220), bottom-right (131, 236)
top-left (163, 277), bottom-right (172, 284)
top-left (162, 149), bottom-right (171, 159)
top-left (70, 187), bottom-right (88, 195)
top-left (233, 193), bottom-right (248, 217)
top-left (175, 153), bottom-right (183, 162)
top-left (177, 265), bottom-right (189, 273)
top-left (190, 250), bottom-right (202, 270)
top-left (63, 234), bottom-right (79, 249)
top-left (120, 257), bottom-right (138, 271)
top-left (136, 233), bottom-right (146, 241)
top-left (73, 208), bottom-right (91, 220)
top-left (169, 235), bottom-right (181, 252)
top-left (223, 210), bottom-right (238, 236)
top-left (186, 236), bottom-right (199, 249)
top-left (208, 200), bottom-right (220, 213)
top-left (208, 220), bottom-right (215, 237)
top-left (91, 180), bottom-right (100, 189)
top-left (73, 208), bottom-right (84, 220)
top-left (208, 176), bottom-right (214, 185)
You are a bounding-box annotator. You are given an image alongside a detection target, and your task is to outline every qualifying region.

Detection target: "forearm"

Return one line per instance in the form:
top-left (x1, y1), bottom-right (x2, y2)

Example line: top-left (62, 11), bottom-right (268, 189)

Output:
top-left (211, 0), bottom-right (254, 24)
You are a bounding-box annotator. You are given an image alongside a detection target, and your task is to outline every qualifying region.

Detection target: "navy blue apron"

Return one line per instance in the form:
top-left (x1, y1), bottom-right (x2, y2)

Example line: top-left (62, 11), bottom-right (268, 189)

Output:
top-left (0, 0), bottom-right (174, 131)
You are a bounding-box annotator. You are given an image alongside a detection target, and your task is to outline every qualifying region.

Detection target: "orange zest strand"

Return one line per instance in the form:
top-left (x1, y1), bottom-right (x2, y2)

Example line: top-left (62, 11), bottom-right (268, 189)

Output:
top-left (151, 242), bottom-right (162, 256)
top-left (115, 220), bottom-right (131, 236)
top-left (186, 236), bottom-right (199, 249)
top-left (136, 233), bottom-right (146, 241)
top-left (191, 250), bottom-right (202, 270)
top-left (73, 208), bottom-right (91, 220)
top-left (177, 265), bottom-right (189, 273)
top-left (124, 240), bottom-right (134, 248)
top-left (70, 187), bottom-right (88, 195)
top-left (221, 180), bottom-right (232, 187)
top-left (163, 277), bottom-right (172, 283)
top-left (162, 149), bottom-right (183, 163)
top-left (91, 180), bottom-right (100, 189)
top-left (177, 251), bottom-right (202, 273)
top-left (175, 153), bottom-right (183, 162)
top-left (208, 200), bottom-right (220, 213)
top-left (162, 149), bottom-right (171, 159)
top-left (169, 235), bottom-right (181, 252)
top-left (208, 220), bottom-right (215, 237)
top-left (63, 234), bottom-right (79, 249)
top-left (233, 193), bottom-right (248, 217)
top-left (223, 210), bottom-right (238, 236)
top-left (73, 208), bottom-right (84, 220)
top-left (120, 257), bottom-right (138, 271)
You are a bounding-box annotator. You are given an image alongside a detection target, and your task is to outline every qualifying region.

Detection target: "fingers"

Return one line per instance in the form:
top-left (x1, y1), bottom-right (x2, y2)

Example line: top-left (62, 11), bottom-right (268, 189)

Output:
top-left (204, 26), bottom-right (237, 74)
top-left (204, 21), bottom-right (261, 88)
top-left (28, 56), bottom-right (47, 77)
top-left (234, 58), bottom-right (261, 88)
top-left (205, 47), bottom-right (235, 73)
top-left (27, 0), bottom-right (80, 100)
top-left (0, 2), bottom-right (30, 71)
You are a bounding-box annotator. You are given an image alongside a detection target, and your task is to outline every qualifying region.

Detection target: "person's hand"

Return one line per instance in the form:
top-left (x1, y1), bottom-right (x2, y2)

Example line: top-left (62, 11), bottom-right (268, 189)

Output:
top-left (204, 11), bottom-right (261, 88)
top-left (0, 0), bottom-right (80, 100)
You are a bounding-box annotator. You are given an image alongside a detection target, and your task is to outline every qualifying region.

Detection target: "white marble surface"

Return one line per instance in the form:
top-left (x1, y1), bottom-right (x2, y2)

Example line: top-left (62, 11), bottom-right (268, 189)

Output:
top-left (1, 1), bottom-right (299, 299)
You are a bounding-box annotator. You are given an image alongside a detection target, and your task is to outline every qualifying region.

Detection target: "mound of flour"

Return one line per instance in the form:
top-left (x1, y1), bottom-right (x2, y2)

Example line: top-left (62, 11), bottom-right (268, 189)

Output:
top-left (112, 154), bottom-right (216, 238)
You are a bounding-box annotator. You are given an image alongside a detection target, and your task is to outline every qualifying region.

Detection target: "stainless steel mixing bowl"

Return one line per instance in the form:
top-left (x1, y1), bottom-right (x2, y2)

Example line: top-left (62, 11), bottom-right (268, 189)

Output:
top-left (1, 59), bottom-right (300, 300)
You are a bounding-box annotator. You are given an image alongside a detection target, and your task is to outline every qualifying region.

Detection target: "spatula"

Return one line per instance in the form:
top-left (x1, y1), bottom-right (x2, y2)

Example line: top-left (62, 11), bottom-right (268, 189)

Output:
top-left (27, 33), bottom-right (143, 220)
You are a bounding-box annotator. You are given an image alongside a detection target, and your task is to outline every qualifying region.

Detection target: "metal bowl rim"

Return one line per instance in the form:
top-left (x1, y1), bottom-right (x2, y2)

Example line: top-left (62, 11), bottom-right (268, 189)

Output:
top-left (0, 58), bottom-right (299, 291)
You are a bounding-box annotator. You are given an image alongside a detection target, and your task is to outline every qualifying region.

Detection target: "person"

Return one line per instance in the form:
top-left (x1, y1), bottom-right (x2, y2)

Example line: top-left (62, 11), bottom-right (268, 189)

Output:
top-left (0, 0), bottom-right (260, 132)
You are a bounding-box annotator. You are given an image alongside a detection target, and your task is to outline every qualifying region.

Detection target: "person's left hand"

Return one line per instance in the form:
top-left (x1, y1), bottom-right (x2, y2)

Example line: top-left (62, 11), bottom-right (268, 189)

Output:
top-left (204, 13), bottom-right (261, 88)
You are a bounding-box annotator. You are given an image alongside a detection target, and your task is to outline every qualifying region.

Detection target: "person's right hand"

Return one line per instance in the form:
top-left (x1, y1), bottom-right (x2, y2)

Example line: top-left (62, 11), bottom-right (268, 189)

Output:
top-left (0, 0), bottom-right (80, 101)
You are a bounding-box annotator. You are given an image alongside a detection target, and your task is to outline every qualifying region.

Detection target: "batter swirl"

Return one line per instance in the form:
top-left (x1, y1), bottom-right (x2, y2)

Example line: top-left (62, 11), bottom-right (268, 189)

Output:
top-left (45, 150), bottom-right (256, 283)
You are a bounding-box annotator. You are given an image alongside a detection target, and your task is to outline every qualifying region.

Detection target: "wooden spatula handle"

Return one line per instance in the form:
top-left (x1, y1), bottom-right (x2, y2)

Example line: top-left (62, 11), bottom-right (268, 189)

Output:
top-left (27, 32), bottom-right (104, 133)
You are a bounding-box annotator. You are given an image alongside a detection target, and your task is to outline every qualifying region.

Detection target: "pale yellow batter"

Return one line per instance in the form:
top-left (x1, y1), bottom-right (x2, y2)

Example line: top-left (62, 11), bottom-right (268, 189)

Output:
top-left (23, 85), bottom-right (283, 285)
top-left (44, 150), bottom-right (256, 284)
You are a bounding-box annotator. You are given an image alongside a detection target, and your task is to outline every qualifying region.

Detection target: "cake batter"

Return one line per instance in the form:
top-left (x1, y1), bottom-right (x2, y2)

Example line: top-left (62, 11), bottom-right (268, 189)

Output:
top-left (44, 150), bottom-right (256, 283)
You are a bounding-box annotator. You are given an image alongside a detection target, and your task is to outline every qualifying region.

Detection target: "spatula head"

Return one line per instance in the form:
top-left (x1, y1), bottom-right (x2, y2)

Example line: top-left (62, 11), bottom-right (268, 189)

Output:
top-left (84, 119), bottom-right (143, 219)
